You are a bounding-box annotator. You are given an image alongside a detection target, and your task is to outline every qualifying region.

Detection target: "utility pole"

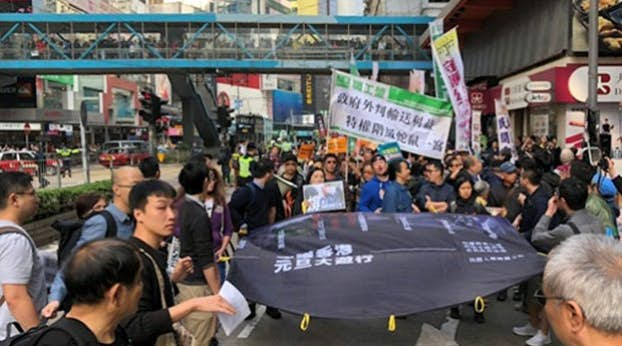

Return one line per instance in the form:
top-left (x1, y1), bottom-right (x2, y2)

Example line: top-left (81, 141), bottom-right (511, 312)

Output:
top-left (587, 0), bottom-right (599, 146)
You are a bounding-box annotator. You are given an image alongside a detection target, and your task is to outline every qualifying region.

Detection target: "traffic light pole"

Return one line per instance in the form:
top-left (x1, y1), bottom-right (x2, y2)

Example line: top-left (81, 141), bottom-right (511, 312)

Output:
top-left (587, 0), bottom-right (599, 145)
top-left (148, 123), bottom-right (157, 156)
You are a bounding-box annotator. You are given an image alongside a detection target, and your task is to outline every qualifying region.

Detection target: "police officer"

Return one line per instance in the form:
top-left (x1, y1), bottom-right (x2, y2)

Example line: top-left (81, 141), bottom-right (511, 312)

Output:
top-left (237, 143), bottom-right (257, 187)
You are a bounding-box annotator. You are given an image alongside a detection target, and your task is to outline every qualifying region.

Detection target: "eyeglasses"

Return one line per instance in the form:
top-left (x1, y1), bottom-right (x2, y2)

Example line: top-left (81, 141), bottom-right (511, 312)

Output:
top-left (533, 289), bottom-right (565, 306)
top-left (325, 160), bottom-right (337, 164)
top-left (116, 184), bottom-right (136, 189)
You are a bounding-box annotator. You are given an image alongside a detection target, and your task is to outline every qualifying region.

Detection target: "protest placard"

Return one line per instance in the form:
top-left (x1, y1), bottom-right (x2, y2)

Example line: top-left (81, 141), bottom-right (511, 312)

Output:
top-left (297, 143), bottom-right (315, 161)
top-left (328, 70), bottom-right (453, 160)
top-left (377, 142), bottom-right (402, 161)
top-left (327, 136), bottom-right (348, 154)
top-left (302, 181), bottom-right (346, 213)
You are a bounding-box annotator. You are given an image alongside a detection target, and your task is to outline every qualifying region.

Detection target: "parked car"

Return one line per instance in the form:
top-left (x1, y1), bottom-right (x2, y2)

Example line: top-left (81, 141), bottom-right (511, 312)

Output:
top-left (98, 146), bottom-right (150, 168)
top-left (0, 150), bottom-right (61, 176)
top-left (100, 140), bottom-right (148, 152)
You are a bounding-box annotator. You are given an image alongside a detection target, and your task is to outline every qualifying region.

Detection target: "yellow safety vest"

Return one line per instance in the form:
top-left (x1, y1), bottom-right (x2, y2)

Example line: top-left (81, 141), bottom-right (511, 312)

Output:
top-left (239, 156), bottom-right (254, 178)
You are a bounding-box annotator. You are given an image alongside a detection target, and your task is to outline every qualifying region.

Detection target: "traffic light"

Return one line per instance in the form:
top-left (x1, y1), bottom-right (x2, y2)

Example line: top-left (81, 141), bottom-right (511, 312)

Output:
top-left (217, 106), bottom-right (233, 130)
top-left (139, 90), bottom-right (166, 125)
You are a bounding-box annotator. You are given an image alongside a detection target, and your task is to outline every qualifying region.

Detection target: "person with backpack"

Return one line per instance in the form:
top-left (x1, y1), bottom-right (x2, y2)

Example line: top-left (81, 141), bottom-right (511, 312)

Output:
top-left (0, 172), bottom-right (46, 341)
top-left (513, 177), bottom-right (603, 346)
top-left (42, 166), bottom-right (144, 319)
top-left (51, 193), bottom-right (106, 265)
top-left (14, 239), bottom-right (142, 345)
top-left (228, 159), bottom-right (282, 320)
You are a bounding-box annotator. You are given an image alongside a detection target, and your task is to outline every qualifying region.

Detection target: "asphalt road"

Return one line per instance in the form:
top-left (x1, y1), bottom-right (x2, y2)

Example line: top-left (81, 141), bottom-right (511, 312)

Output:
top-left (215, 296), bottom-right (562, 346)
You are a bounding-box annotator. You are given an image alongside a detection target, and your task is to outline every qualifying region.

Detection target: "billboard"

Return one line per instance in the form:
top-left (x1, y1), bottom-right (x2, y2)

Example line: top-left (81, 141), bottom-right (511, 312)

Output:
top-left (271, 89), bottom-right (302, 124)
top-left (0, 76), bottom-right (36, 108)
top-left (573, 1), bottom-right (622, 55)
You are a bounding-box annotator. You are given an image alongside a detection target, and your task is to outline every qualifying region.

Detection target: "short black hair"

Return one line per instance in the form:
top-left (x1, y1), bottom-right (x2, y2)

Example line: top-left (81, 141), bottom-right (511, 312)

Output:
top-left (323, 153), bottom-right (338, 163)
top-left (0, 172), bottom-right (33, 210)
top-left (305, 167), bottom-right (325, 184)
top-left (178, 161), bottom-right (208, 195)
top-left (521, 169), bottom-right (542, 186)
top-left (425, 160), bottom-right (443, 172)
top-left (75, 193), bottom-right (105, 220)
top-left (138, 156), bottom-right (160, 179)
top-left (570, 159), bottom-right (596, 185)
top-left (282, 152), bottom-right (298, 164)
top-left (130, 179), bottom-right (177, 212)
top-left (559, 177), bottom-right (588, 211)
top-left (388, 159), bottom-right (407, 181)
top-left (65, 238), bottom-right (141, 305)
top-left (251, 159), bottom-right (274, 179)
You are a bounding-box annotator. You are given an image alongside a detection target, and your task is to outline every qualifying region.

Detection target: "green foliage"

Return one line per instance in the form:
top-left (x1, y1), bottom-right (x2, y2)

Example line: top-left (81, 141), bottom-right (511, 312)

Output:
top-left (35, 180), bottom-right (112, 221)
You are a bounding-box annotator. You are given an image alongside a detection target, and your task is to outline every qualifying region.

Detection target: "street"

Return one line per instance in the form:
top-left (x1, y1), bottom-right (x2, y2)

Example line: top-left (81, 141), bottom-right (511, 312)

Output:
top-left (215, 298), bottom-right (562, 346)
top-left (32, 162), bottom-right (184, 189)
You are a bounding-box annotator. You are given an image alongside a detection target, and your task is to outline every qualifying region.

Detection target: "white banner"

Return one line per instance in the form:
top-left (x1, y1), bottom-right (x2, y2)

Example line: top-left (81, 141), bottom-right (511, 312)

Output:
top-left (431, 27), bottom-right (472, 152)
top-left (328, 70), bottom-right (453, 160)
top-left (495, 99), bottom-right (518, 160)
top-left (471, 110), bottom-right (482, 156)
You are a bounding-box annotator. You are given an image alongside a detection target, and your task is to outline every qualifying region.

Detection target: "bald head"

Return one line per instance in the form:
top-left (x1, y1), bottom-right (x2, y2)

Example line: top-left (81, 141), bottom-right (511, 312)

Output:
top-left (113, 166), bottom-right (143, 186)
top-left (112, 166), bottom-right (143, 214)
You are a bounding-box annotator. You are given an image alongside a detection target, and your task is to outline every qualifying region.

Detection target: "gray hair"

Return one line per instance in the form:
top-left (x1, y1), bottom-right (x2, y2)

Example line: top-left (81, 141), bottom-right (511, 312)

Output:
top-left (544, 234), bottom-right (622, 334)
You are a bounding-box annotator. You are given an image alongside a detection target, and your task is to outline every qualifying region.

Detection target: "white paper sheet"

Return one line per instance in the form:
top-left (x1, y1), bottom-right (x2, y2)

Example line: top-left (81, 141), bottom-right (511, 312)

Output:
top-left (217, 281), bottom-right (251, 336)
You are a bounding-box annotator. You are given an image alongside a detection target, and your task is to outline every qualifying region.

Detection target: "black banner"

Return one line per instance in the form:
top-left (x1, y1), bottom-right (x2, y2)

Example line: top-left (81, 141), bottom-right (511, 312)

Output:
top-left (228, 212), bottom-right (545, 319)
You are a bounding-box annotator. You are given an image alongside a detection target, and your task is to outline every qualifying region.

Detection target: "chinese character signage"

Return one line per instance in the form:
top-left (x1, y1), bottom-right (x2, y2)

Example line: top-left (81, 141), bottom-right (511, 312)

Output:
top-left (302, 181), bottom-right (346, 213)
top-left (471, 110), bottom-right (482, 156)
top-left (228, 212), bottom-right (545, 319)
top-left (328, 71), bottom-right (453, 160)
top-left (495, 99), bottom-right (518, 160)
top-left (297, 143), bottom-right (315, 161)
top-left (327, 136), bottom-right (348, 154)
top-left (377, 142), bottom-right (402, 161)
top-left (431, 27), bottom-right (472, 152)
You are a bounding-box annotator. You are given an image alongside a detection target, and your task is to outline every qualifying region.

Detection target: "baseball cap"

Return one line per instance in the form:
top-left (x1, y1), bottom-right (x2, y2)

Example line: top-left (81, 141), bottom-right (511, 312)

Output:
top-left (500, 161), bottom-right (517, 173)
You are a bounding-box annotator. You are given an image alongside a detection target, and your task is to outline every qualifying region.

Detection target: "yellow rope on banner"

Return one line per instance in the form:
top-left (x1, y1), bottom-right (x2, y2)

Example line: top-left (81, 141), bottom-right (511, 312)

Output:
top-left (388, 315), bottom-right (396, 332)
top-left (217, 256), bottom-right (231, 262)
top-left (300, 313), bottom-right (310, 331)
top-left (474, 296), bottom-right (486, 313)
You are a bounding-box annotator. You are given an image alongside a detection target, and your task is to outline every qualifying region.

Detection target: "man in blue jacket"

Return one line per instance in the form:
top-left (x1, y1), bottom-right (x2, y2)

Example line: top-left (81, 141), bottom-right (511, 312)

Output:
top-left (357, 155), bottom-right (391, 212)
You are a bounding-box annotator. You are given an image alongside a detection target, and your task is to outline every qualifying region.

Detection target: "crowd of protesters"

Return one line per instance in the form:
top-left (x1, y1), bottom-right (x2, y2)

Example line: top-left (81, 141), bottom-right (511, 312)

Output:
top-left (0, 130), bottom-right (621, 345)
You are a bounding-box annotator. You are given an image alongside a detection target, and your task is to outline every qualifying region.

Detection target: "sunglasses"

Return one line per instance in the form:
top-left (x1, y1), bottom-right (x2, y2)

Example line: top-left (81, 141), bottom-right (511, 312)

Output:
top-left (533, 288), bottom-right (564, 306)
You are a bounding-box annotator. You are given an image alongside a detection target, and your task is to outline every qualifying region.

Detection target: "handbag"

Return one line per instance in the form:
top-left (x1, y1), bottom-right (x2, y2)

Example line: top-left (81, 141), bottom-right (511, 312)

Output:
top-left (138, 248), bottom-right (196, 346)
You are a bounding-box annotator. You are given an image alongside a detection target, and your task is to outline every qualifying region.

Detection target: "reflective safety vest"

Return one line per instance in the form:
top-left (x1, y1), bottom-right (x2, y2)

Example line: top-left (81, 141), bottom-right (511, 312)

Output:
top-left (238, 156), bottom-right (254, 178)
top-left (56, 148), bottom-right (78, 157)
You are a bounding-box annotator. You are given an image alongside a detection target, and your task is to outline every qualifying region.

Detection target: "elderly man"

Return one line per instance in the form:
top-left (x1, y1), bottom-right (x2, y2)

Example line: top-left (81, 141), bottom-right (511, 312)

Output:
top-left (542, 234), bottom-right (622, 346)
top-left (43, 166), bottom-right (144, 318)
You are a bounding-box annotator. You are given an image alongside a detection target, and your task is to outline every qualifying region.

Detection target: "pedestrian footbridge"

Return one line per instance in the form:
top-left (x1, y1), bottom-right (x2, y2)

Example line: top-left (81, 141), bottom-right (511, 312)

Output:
top-left (0, 13), bottom-right (433, 74)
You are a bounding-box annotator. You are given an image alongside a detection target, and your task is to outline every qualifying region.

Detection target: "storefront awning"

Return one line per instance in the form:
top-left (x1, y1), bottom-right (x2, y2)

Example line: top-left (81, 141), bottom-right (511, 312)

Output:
top-left (420, 0), bottom-right (513, 47)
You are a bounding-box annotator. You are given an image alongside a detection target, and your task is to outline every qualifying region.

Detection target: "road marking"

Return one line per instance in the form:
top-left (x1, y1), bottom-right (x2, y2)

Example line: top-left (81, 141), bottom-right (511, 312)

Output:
top-left (237, 305), bottom-right (266, 338)
top-left (416, 323), bottom-right (459, 346)
top-left (440, 316), bottom-right (460, 340)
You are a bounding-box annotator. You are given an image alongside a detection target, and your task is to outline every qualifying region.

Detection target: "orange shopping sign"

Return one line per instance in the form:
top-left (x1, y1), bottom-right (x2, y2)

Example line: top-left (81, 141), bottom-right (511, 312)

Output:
top-left (328, 137), bottom-right (348, 154)
top-left (297, 143), bottom-right (315, 161)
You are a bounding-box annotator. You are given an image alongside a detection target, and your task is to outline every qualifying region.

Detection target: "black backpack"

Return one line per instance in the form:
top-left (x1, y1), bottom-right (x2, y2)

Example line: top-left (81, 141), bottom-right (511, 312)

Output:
top-left (54, 210), bottom-right (117, 266)
top-left (1, 317), bottom-right (122, 346)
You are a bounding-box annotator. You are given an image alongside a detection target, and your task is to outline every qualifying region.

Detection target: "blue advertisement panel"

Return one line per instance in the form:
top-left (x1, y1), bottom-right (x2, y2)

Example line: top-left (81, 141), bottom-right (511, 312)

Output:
top-left (272, 89), bottom-right (302, 124)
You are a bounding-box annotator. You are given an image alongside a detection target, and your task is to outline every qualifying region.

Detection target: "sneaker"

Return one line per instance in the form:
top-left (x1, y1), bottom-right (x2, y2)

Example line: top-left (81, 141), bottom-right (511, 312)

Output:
top-left (525, 331), bottom-right (551, 346)
top-left (512, 323), bottom-right (538, 336)
top-left (449, 307), bottom-right (461, 319)
top-left (265, 307), bottom-right (282, 319)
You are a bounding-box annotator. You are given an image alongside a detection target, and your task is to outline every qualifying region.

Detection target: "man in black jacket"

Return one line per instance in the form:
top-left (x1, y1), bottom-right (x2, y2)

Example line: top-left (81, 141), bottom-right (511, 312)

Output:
top-left (228, 159), bottom-right (282, 320)
top-left (123, 180), bottom-right (234, 346)
top-left (36, 238), bottom-right (140, 345)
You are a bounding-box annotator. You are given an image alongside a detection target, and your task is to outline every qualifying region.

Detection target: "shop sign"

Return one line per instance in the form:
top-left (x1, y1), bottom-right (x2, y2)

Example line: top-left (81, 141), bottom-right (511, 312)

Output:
top-left (0, 122), bottom-right (41, 131)
top-left (568, 66), bottom-right (622, 102)
top-left (525, 93), bottom-right (552, 104)
top-left (526, 81), bottom-right (552, 92)
top-left (531, 113), bottom-right (549, 138)
top-left (501, 76), bottom-right (530, 110)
